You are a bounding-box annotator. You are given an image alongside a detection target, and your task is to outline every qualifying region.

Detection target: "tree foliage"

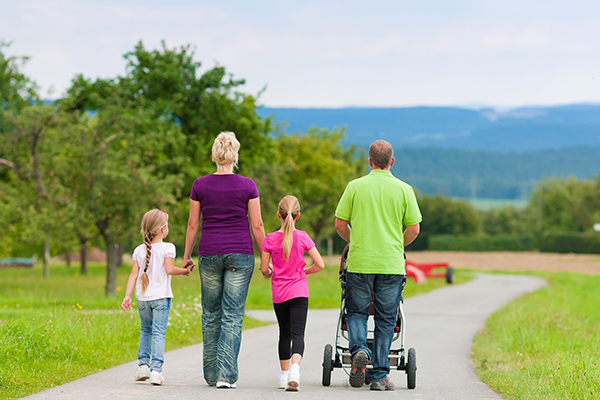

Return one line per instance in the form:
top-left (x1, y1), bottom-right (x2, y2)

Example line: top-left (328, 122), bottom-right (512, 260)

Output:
top-left (251, 127), bottom-right (366, 244)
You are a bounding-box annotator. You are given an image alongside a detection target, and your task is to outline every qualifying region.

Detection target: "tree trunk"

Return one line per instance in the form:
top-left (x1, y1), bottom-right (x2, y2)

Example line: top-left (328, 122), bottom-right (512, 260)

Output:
top-left (105, 240), bottom-right (118, 295)
top-left (43, 237), bottom-right (50, 279)
top-left (80, 242), bottom-right (88, 275)
top-left (116, 241), bottom-right (124, 267)
top-left (65, 251), bottom-right (71, 268)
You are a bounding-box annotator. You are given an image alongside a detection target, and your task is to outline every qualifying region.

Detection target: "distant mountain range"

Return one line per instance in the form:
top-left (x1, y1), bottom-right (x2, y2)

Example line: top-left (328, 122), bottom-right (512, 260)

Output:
top-left (257, 104), bottom-right (600, 199)
top-left (257, 104), bottom-right (600, 152)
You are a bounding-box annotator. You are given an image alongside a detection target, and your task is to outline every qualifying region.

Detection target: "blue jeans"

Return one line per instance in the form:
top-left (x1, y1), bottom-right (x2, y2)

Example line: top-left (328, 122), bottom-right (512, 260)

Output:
top-left (345, 273), bottom-right (406, 382)
top-left (199, 253), bottom-right (254, 385)
top-left (137, 297), bottom-right (171, 372)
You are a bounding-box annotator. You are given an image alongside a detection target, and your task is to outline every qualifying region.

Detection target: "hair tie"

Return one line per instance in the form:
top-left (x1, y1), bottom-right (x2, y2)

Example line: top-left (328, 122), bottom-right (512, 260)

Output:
top-left (287, 211), bottom-right (291, 215)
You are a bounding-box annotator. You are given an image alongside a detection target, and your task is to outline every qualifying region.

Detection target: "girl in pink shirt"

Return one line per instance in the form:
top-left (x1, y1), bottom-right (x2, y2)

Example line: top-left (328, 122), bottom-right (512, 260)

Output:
top-left (260, 195), bottom-right (324, 391)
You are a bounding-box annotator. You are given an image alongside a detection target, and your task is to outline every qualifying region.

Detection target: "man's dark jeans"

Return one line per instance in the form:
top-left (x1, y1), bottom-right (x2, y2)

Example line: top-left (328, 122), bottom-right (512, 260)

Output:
top-left (345, 272), bottom-right (406, 383)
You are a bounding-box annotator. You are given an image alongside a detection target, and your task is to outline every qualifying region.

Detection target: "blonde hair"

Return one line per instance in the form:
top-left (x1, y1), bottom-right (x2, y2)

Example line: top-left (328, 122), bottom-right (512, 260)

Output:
top-left (140, 209), bottom-right (169, 294)
top-left (278, 195), bottom-right (301, 260)
top-left (211, 131), bottom-right (240, 167)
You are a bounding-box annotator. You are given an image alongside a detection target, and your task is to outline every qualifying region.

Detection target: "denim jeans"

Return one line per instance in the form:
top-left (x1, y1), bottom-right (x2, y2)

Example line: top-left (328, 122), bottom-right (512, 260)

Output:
top-left (137, 297), bottom-right (171, 372)
top-left (199, 253), bottom-right (254, 385)
top-left (345, 273), bottom-right (406, 382)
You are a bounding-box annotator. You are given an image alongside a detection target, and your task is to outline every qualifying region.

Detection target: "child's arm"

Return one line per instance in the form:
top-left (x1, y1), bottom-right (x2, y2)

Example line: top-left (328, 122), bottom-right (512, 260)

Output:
top-left (260, 250), bottom-right (273, 278)
top-left (165, 257), bottom-right (191, 276)
top-left (304, 246), bottom-right (325, 274)
top-left (122, 260), bottom-right (140, 312)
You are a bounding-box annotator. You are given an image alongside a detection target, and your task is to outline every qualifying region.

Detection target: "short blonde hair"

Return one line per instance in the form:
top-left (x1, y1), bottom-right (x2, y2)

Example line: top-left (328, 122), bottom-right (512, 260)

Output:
top-left (211, 131), bottom-right (240, 167)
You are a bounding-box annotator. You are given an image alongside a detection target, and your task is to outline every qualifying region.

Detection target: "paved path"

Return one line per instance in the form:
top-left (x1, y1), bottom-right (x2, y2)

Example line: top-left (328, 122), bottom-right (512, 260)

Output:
top-left (22, 274), bottom-right (546, 400)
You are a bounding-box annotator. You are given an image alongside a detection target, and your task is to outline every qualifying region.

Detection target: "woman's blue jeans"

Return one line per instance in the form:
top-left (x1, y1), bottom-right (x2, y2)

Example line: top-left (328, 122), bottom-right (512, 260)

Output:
top-left (199, 253), bottom-right (254, 385)
top-left (137, 297), bottom-right (171, 372)
top-left (345, 272), bottom-right (406, 383)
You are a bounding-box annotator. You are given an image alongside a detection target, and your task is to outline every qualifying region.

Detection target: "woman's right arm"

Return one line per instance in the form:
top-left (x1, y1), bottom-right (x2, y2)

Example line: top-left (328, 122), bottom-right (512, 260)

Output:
top-left (183, 199), bottom-right (201, 270)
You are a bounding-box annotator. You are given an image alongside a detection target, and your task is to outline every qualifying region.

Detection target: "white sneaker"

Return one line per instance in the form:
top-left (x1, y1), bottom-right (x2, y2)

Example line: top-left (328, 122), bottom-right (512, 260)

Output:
top-left (216, 381), bottom-right (237, 389)
top-left (134, 364), bottom-right (150, 381)
top-left (278, 371), bottom-right (289, 389)
top-left (149, 370), bottom-right (165, 386)
top-left (286, 364), bottom-right (300, 391)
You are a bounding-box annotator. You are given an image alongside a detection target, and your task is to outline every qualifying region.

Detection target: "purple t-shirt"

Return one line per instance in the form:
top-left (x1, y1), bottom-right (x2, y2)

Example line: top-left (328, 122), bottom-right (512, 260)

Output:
top-left (261, 230), bottom-right (315, 304)
top-left (190, 174), bottom-right (259, 256)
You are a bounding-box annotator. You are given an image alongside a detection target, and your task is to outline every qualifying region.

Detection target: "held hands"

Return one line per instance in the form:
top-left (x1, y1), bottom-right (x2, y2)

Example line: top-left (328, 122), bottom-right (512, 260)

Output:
top-left (122, 297), bottom-right (132, 313)
top-left (182, 258), bottom-right (196, 273)
top-left (262, 262), bottom-right (273, 278)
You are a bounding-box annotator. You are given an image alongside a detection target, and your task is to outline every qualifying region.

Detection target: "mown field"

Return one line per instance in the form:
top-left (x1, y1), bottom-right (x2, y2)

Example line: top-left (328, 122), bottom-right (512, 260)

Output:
top-left (0, 259), bottom-right (463, 400)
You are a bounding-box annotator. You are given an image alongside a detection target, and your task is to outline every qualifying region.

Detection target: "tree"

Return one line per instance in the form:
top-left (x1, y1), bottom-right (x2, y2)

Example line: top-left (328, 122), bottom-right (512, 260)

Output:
top-left (0, 104), bottom-right (65, 277)
top-left (409, 193), bottom-right (480, 249)
top-left (61, 41), bottom-right (274, 255)
top-left (528, 176), bottom-right (600, 233)
top-left (251, 128), bottom-right (366, 249)
top-left (481, 206), bottom-right (528, 236)
top-left (57, 84), bottom-right (187, 293)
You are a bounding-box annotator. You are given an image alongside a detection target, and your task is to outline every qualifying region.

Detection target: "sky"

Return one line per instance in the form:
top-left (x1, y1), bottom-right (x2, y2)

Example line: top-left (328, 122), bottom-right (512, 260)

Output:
top-left (2, 0), bottom-right (600, 108)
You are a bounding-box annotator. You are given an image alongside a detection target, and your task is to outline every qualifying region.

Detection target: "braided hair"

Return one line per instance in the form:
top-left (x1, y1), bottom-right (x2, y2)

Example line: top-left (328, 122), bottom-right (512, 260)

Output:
top-left (140, 209), bottom-right (169, 294)
top-left (278, 195), bottom-right (301, 261)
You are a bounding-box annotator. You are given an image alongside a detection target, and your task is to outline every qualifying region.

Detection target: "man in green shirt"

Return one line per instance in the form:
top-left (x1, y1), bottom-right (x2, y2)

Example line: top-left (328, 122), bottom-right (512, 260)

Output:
top-left (335, 140), bottom-right (421, 391)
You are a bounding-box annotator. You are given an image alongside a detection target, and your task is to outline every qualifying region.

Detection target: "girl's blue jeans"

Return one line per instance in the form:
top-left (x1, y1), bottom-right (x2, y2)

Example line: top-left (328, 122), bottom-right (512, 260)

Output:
top-left (137, 297), bottom-right (171, 372)
top-left (345, 272), bottom-right (406, 383)
top-left (199, 253), bottom-right (254, 386)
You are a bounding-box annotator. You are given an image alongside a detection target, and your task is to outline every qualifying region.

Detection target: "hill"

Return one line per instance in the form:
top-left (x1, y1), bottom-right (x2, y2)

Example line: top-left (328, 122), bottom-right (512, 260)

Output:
top-left (394, 146), bottom-right (600, 199)
top-left (257, 104), bottom-right (600, 151)
top-left (257, 105), bottom-right (600, 199)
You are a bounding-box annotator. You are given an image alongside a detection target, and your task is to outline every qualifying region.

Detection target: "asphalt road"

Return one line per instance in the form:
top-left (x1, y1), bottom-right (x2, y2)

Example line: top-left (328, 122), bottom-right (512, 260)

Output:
top-left (21, 273), bottom-right (546, 400)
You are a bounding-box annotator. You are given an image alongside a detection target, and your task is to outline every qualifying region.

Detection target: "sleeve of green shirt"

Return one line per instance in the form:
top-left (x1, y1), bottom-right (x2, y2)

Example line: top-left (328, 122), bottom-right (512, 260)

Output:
top-left (335, 183), bottom-right (353, 221)
top-left (403, 186), bottom-right (422, 226)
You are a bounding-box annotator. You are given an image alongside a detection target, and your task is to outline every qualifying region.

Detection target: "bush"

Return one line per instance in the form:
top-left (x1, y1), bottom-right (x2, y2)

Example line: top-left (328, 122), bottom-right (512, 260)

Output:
top-left (429, 234), bottom-right (536, 251)
top-left (540, 232), bottom-right (600, 254)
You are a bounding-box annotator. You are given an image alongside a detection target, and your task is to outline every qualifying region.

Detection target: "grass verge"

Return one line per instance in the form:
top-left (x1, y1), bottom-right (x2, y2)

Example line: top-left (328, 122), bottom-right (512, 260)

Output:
top-left (472, 271), bottom-right (600, 399)
top-left (0, 260), bottom-right (466, 400)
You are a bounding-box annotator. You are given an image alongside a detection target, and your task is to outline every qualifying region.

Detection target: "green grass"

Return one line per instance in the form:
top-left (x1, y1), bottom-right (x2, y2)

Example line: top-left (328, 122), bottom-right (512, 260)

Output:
top-left (0, 260), bottom-right (466, 400)
top-left (472, 271), bottom-right (600, 399)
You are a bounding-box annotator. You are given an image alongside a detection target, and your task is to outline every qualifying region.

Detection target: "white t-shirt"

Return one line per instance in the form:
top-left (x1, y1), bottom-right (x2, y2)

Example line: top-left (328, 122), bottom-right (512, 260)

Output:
top-left (132, 242), bottom-right (176, 301)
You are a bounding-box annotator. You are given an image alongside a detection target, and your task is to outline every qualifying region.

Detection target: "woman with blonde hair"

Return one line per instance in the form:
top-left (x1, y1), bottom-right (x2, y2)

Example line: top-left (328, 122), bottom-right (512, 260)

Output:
top-left (183, 131), bottom-right (266, 389)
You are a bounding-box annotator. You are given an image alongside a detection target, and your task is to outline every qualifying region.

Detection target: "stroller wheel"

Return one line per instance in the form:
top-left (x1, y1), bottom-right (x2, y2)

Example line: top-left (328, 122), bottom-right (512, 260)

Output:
top-left (406, 348), bottom-right (417, 389)
top-left (322, 344), bottom-right (333, 386)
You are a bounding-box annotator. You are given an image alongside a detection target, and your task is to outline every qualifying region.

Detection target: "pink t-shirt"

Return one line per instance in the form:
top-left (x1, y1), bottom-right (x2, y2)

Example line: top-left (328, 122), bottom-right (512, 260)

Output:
top-left (261, 230), bottom-right (315, 304)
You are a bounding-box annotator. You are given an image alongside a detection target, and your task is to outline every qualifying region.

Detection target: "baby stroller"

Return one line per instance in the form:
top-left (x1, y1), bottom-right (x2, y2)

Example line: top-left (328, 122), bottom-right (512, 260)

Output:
top-left (321, 244), bottom-right (417, 389)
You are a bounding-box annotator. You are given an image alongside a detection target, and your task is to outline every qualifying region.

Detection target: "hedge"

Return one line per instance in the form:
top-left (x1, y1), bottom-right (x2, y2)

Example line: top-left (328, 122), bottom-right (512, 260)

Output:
top-left (429, 234), bottom-right (536, 252)
top-left (540, 232), bottom-right (600, 254)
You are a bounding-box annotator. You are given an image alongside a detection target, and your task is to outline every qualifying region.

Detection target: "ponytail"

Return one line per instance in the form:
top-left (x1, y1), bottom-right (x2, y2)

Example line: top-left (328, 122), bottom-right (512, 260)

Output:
top-left (278, 195), bottom-right (301, 261)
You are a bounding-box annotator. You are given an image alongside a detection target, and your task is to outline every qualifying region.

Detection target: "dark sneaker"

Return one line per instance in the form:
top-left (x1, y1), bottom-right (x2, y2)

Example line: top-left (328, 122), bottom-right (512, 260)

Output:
top-left (349, 351), bottom-right (368, 388)
top-left (370, 377), bottom-right (395, 391)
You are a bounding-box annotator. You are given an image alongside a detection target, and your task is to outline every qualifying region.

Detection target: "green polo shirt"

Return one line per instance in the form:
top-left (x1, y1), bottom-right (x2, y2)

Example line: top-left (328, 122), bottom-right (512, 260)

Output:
top-left (335, 169), bottom-right (422, 274)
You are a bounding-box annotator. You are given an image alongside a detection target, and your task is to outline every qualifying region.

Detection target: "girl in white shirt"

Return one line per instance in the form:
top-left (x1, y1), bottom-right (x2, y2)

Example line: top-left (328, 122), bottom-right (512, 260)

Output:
top-left (121, 209), bottom-right (191, 385)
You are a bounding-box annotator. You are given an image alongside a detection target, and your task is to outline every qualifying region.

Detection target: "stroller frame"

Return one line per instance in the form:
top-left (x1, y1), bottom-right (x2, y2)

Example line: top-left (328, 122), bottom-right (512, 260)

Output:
top-left (321, 245), bottom-right (417, 389)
